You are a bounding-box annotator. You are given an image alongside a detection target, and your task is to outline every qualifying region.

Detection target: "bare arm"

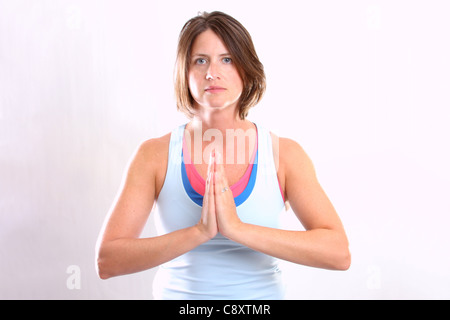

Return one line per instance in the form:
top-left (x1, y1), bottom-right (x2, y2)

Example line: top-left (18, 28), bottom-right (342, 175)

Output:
top-left (95, 137), bottom-right (216, 279)
top-left (215, 137), bottom-right (351, 270)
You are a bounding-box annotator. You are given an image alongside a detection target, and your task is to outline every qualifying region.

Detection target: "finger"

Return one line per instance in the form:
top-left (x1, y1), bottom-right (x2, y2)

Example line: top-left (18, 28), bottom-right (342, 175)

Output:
top-left (208, 151), bottom-right (214, 174)
top-left (208, 172), bottom-right (215, 211)
top-left (214, 152), bottom-right (230, 196)
top-left (202, 172), bottom-right (215, 220)
top-left (204, 169), bottom-right (210, 197)
top-left (207, 152), bottom-right (215, 199)
top-left (214, 150), bottom-right (223, 171)
top-left (213, 151), bottom-right (221, 186)
top-left (206, 163), bottom-right (215, 199)
top-left (203, 152), bottom-right (214, 206)
top-left (202, 171), bottom-right (209, 208)
top-left (212, 150), bottom-right (217, 184)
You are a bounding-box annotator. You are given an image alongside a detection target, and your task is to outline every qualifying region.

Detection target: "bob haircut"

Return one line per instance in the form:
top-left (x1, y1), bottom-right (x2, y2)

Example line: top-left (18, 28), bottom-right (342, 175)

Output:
top-left (174, 11), bottom-right (266, 120)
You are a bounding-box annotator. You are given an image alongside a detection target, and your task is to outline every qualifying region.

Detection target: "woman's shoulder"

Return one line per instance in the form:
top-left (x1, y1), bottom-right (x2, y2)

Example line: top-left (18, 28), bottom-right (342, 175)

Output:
top-left (127, 133), bottom-right (170, 175)
top-left (132, 132), bottom-right (172, 196)
top-left (267, 130), bottom-right (307, 156)
top-left (137, 123), bottom-right (187, 154)
top-left (269, 131), bottom-right (314, 174)
top-left (136, 122), bottom-right (188, 164)
top-left (138, 132), bottom-right (171, 159)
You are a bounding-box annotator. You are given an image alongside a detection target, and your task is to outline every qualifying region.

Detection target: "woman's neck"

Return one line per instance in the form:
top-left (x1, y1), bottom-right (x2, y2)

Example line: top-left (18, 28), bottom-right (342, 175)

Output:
top-left (191, 105), bottom-right (245, 133)
top-left (185, 106), bottom-right (256, 166)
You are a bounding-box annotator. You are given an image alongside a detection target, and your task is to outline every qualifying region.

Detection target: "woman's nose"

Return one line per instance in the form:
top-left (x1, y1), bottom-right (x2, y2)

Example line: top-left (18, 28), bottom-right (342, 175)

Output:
top-left (206, 62), bottom-right (220, 80)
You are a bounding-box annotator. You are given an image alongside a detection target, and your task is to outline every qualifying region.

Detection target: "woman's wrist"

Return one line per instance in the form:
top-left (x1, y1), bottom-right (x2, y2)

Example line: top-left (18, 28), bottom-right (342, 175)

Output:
top-left (220, 220), bottom-right (246, 241)
top-left (192, 223), bottom-right (216, 243)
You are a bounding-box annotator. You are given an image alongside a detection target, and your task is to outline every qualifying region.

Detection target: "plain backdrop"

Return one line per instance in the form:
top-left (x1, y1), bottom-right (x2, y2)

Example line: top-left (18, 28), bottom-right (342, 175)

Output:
top-left (1, 0), bottom-right (449, 299)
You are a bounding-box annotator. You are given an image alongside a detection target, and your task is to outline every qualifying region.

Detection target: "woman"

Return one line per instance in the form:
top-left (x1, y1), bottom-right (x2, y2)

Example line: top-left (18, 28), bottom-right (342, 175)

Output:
top-left (96, 11), bottom-right (350, 299)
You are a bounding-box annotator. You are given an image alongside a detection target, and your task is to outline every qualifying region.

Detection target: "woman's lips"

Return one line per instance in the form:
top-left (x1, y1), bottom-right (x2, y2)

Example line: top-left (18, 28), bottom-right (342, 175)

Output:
top-left (205, 86), bottom-right (226, 93)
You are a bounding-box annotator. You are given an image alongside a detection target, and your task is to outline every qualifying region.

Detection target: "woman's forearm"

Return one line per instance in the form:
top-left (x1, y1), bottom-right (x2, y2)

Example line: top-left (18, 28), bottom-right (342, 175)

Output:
top-left (96, 225), bottom-right (209, 279)
top-left (227, 223), bottom-right (351, 271)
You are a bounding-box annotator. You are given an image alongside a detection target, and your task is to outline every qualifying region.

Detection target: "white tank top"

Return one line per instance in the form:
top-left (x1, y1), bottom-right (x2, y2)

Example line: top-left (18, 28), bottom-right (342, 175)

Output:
top-left (152, 123), bottom-right (285, 299)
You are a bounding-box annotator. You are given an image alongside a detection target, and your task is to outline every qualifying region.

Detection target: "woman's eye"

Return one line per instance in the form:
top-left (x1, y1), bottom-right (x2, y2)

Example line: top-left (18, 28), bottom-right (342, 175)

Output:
top-left (196, 58), bottom-right (207, 65)
top-left (223, 57), bottom-right (232, 64)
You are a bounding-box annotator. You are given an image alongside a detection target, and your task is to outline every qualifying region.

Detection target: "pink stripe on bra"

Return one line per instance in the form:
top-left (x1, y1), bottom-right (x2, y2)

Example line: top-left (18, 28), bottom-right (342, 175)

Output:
top-left (182, 133), bottom-right (258, 198)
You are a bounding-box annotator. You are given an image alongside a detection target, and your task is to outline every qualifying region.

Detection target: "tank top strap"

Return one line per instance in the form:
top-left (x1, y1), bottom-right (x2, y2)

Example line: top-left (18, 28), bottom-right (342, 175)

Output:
top-left (166, 124), bottom-right (186, 168)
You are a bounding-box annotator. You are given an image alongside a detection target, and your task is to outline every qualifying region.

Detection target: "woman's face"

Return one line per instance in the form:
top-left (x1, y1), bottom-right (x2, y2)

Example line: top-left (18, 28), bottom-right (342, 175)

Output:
top-left (188, 29), bottom-right (243, 115)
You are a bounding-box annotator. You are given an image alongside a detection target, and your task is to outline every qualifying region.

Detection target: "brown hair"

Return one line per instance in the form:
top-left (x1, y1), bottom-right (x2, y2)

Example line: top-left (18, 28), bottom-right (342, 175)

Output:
top-left (174, 11), bottom-right (266, 120)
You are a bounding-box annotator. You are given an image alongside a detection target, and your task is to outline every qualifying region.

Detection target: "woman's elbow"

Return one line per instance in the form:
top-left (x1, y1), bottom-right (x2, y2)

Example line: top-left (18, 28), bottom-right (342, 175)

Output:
top-left (334, 247), bottom-right (351, 271)
top-left (96, 259), bottom-right (112, 280)
top-left (96, 256), bottom-right (110, 280)
top-left (95, 246), bottom-right (114, 280)
top-left (332, 231), bottom-right (351, 270)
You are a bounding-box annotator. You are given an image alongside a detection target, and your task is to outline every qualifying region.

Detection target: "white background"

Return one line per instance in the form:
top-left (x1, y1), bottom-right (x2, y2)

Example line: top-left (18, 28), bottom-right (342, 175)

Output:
top-left (1, 0), bottom-right (449, 299)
